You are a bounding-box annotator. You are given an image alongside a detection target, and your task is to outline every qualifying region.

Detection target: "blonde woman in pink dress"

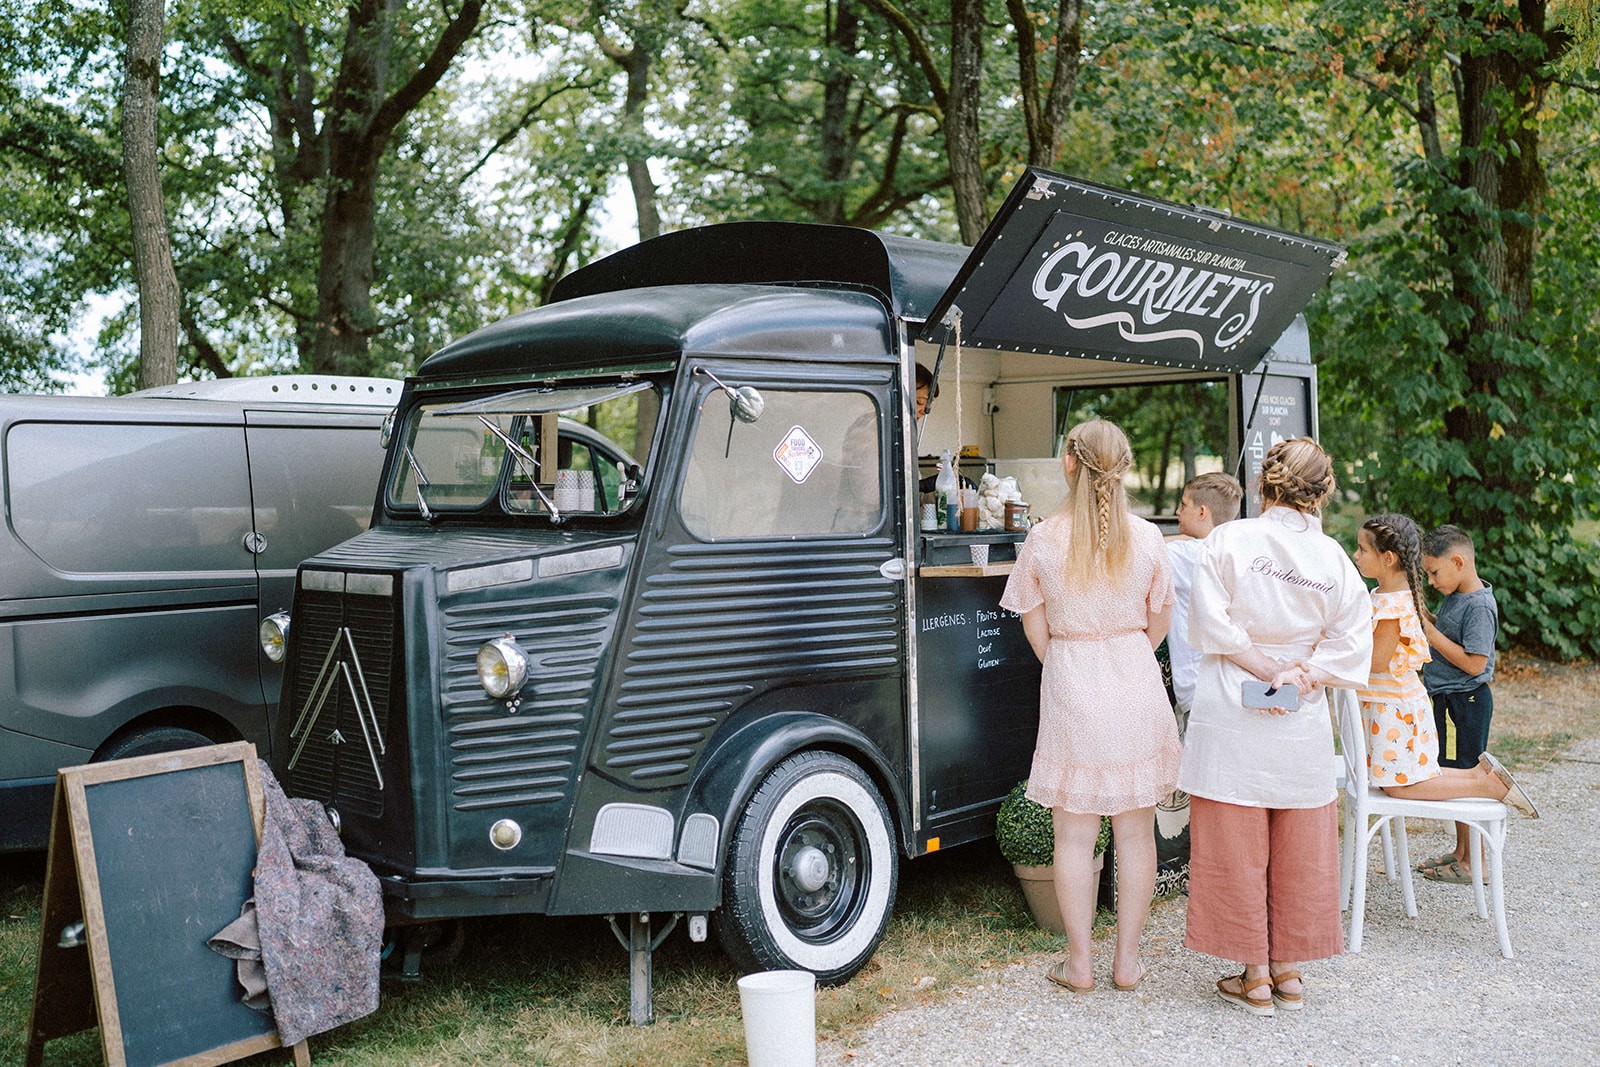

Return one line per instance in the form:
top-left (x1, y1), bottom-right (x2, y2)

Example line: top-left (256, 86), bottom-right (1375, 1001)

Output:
top-left (1000, 419), bottom-right (1180, 994)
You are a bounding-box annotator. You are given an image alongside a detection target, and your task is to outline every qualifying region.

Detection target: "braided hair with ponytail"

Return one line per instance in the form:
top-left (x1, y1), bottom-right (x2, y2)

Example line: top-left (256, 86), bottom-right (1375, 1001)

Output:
top-left (1361, 512), bottom-right (1435, 625)
top-left (1060, 419), bottom-right (1134, 585)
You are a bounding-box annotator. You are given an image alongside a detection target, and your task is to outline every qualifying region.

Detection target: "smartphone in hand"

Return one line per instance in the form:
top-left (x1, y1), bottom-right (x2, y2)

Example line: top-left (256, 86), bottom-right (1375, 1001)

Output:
top-left (1241, 679), bottom-right (1300, 711)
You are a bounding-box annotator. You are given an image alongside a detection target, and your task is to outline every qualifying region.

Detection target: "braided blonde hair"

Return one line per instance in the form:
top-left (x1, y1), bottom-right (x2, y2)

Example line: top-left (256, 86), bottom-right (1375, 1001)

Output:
top-left (1060, 419), bottom-right (1134, 584)
top-left (1259, 436), bottom-right (1336, 513)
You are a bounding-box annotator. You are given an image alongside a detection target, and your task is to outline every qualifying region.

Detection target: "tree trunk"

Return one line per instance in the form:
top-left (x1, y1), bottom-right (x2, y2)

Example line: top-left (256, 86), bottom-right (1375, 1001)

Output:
top-left (123, 0), bottom-right (181, 390)
top-left (945, 0), bottom-right (987, 244)
top-left (1007, 0), bottom-right (1083, 167)
top-left (1437, 1), bottom-right (1550, 532)
top-left (600, 35), bottom-right (663, 243)
top-left (307, 0), bottom-right (484, 374)
top-left (817, 0), bottom-right (862, 223)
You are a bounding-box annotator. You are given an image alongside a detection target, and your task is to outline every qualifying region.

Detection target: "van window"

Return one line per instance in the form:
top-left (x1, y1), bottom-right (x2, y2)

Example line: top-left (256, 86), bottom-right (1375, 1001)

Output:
top-left (247, 425), bottom-right (377, 570)
top-left (679, 388), bottom-right (882, 539)
top-left (7, 422), bottom-right (252, 573)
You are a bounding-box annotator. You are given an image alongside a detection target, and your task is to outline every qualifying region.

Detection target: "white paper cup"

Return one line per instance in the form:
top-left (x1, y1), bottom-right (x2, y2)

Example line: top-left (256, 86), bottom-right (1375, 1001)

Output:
top-left (969, 543), bottom-right (990, 567)
top-left (553, 468), bottom-right (594, 512)
top-left (738, 970), bottom-right (816, 1067)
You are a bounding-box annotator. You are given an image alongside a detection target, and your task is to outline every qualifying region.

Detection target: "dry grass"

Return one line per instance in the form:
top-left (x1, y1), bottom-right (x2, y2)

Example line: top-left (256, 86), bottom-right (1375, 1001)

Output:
top-left (5, 657), bottom-right (1596, 1067)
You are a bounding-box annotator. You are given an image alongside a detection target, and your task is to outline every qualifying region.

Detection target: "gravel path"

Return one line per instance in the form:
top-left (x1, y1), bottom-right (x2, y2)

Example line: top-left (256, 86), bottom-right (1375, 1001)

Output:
top-left (819, 736), bottom-right (1600, 1066)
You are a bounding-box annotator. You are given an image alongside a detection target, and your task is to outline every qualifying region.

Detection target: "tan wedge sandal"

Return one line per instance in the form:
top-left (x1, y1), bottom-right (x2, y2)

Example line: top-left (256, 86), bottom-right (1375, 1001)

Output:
top-left (1216, 972), bottom-right (1275, 1016)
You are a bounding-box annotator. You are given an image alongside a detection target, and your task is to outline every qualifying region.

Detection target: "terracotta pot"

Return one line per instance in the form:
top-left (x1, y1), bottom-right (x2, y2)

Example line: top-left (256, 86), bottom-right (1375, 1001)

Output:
top-left (1013, 851), bottom-right (1104, 934)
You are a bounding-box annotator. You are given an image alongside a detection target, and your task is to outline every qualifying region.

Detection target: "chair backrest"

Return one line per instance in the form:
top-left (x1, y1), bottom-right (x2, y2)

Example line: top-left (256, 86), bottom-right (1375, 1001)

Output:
top-left (1332, 688), bottom-right (1369, 792)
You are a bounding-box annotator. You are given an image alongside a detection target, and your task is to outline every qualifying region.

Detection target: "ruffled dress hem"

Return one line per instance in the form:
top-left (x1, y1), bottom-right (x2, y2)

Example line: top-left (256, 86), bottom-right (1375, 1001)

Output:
top-left (1025, 747), bottom-right (1182, 816)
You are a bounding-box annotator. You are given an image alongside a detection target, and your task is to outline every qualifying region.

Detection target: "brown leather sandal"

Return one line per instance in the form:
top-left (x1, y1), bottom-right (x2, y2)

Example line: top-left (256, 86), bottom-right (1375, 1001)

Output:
top-left (1270, 968), bottom-right (1303, 1011)
top-left (1216, 972), bottom-right (1275, 1016)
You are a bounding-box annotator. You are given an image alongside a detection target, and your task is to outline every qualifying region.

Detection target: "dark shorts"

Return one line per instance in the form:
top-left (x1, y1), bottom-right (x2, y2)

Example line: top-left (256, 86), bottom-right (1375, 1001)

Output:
top-left (1431, 684), bottom-right (1493, 768)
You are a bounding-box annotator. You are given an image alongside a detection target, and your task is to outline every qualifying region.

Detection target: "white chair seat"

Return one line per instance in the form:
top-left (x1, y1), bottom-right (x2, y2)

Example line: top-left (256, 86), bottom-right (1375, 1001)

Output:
top-left (1332, 689), bottom-right (1513, 958)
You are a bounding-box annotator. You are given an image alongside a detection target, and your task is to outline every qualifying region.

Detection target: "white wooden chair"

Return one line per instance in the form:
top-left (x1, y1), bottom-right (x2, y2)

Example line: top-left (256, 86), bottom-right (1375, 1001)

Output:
top-left (1332, 688), bottom-right (1513, 958)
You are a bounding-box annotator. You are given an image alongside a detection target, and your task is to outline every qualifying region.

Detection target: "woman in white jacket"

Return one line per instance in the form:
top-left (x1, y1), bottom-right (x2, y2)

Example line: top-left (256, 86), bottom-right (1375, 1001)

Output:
top-left (1178, 437), bottom-right (1372, 1016)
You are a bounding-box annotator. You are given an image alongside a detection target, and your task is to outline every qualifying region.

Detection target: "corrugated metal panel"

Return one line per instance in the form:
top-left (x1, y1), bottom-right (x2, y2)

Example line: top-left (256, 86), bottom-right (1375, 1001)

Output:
top-left (440, 593), bottom-right (611, 813)
top-left (605, 539), bottom-right (899, 784)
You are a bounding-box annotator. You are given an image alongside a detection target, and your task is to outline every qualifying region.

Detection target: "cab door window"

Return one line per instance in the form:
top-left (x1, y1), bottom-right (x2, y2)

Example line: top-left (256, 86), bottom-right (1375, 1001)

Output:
top-left (679, 388), bottom-right (882, 539)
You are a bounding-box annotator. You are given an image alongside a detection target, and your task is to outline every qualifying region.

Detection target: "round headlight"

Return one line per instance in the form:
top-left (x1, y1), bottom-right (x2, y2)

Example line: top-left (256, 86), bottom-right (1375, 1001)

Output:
top-left (259, 612), bottom-right (291, 663)
top-left (476, 635), bottom-right (528, 699)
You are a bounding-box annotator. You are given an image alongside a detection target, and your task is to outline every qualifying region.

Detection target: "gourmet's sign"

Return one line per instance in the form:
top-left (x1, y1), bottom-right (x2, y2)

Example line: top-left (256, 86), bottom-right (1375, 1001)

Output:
top-left (924, 171), bottom-right (1345, 374)
top-left (1031, 225), bottom-right (1273, 359)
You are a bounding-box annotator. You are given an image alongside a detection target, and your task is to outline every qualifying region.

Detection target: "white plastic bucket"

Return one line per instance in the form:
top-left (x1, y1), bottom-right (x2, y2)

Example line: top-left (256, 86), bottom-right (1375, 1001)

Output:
top-left (737, 969), bottom-right (816, 1067)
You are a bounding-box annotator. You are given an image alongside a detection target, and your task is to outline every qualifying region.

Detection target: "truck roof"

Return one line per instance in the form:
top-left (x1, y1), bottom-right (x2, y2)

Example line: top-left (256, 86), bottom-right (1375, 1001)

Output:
top-left (417, 282), bottom-right (902, 380)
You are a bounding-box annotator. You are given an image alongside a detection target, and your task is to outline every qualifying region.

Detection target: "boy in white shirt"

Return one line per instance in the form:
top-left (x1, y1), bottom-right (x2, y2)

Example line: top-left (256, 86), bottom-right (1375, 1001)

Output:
top-left (1166, 473), bottom-right (1244, 733)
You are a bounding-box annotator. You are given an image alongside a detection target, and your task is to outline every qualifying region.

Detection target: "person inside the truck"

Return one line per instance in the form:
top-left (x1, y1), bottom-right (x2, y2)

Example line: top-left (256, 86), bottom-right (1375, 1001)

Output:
top-left (1000, 418), bottom-right (1179, 994)
top-left (915, 362), bottom-right (936, 418)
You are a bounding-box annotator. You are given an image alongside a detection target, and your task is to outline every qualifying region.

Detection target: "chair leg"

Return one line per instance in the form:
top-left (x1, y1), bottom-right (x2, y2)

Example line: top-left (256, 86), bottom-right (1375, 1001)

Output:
top-left (1467, 827), bottom-right (1489, 920)
top-left (1394, 817), bottom-right (1417, 918)
top-left (1486, 822), bottom-right (1513, 959)
top-left (1380, 819), bottom-right (1396, 879)
top-left (1350, 819), bottom-right (1377, 952)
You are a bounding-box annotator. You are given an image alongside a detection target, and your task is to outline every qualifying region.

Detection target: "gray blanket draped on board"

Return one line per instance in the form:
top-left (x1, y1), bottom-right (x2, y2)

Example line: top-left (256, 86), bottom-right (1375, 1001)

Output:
top-left (208, 761), bottom-right (383, 1046)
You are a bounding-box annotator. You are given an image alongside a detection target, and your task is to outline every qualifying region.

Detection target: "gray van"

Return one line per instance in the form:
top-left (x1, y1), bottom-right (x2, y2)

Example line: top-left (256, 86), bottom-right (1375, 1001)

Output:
top-left (0, 376), bottom-right (399, 850)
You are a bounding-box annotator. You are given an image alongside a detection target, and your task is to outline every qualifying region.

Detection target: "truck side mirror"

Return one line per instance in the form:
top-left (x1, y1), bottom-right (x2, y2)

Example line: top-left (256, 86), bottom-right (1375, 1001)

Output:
top-left (693, 367), bottom-right (764, 424)
top-left (729, 386), bottom-right (764, 424)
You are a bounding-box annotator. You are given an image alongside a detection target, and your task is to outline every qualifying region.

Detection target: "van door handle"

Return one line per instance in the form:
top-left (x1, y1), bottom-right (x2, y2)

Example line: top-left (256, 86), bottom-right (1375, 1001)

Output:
top-left (878, 558), bottom-right (909, 581)
top-left (244, 532), bottom-right (267, 554)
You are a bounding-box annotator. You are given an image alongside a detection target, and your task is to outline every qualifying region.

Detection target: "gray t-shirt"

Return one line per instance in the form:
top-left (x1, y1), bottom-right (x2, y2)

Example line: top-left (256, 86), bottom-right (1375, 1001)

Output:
top-left (1422, 583), bottom-right (1498, 694)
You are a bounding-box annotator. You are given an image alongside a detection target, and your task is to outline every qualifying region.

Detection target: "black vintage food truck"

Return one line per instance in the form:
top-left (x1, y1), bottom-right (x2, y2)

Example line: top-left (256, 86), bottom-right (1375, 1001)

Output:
top-left (265, 168), bottom-right (1342, 1019)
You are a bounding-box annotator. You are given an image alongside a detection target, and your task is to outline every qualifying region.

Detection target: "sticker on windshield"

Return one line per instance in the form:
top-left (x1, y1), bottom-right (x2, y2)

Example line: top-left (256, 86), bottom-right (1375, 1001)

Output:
top-left (773, 425), bottom-right (823, 484)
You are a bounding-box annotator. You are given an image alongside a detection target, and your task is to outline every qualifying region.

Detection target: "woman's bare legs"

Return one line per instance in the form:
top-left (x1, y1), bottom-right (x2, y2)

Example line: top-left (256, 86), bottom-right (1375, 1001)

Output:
top-left (1108, 806), bottom-right (1157, 987)
top-left (1051, 809), bottom-right (1104, 989)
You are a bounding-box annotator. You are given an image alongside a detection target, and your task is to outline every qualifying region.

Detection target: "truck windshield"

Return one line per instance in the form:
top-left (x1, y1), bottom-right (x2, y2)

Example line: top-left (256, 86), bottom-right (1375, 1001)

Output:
top-left (388, 381), bottom-right (659, 519)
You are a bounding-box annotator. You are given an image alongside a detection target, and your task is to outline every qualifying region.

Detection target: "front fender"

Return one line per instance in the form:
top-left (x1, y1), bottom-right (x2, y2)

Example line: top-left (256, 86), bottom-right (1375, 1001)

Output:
top-left (686, 711), bottom-right (911, 873)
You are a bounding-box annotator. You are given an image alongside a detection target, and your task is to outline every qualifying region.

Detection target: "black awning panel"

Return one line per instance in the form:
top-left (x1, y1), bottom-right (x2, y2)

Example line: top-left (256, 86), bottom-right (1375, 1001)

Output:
top-left (921, 169), bottom-right (1345, 373)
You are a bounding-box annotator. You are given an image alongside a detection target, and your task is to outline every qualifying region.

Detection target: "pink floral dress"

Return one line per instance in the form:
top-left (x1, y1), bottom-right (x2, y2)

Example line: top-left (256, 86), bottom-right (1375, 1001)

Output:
top-left (999, 513), bottom-right (1180, 815)
top-left (1356, 589), bottom-right (1438, 786)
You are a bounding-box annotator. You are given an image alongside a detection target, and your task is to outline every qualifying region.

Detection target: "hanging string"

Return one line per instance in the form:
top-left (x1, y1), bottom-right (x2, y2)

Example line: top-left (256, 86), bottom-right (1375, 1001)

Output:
top-left (952, 310), bottom-right (964, 458)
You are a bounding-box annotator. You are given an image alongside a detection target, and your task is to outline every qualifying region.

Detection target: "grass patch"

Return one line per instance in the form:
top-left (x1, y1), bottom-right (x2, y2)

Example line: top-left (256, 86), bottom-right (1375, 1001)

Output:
top-left (2, 843), bottom-right (1063, 1067)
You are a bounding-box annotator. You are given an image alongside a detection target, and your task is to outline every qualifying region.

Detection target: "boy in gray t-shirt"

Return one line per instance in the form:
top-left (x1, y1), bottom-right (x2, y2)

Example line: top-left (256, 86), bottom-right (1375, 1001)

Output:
top-left (1417, 525), bottom-right (1499, 881)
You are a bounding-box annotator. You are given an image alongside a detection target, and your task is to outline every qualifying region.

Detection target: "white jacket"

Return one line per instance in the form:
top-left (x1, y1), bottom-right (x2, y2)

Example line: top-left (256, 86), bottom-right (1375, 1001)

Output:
top-left (1177, 506), bottom-right (1373, 808)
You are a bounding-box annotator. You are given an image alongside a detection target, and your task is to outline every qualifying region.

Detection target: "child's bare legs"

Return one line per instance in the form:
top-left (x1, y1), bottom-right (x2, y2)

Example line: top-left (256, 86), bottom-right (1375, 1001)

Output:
top-left (1051, 809), bottom-right (1104, 988)
top-left (1108, 806), bottom-right (1157, 987)
top-left (1380, 761), bottom-right (1504, 802)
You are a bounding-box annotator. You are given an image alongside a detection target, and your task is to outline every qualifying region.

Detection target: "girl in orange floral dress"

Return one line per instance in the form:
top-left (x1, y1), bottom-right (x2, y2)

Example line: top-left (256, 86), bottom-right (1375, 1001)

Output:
top-left (1352, 514), bottom-right (1533, 810)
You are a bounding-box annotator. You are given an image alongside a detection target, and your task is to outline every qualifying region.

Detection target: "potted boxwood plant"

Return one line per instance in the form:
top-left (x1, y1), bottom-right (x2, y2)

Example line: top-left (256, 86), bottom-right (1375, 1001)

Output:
top-left (995, 780), bottom-right (1111, 934)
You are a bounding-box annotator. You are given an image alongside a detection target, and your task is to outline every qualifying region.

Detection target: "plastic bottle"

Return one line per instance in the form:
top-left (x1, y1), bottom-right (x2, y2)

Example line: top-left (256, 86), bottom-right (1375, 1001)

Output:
top-left (935, 450), bottom-right (958, 531)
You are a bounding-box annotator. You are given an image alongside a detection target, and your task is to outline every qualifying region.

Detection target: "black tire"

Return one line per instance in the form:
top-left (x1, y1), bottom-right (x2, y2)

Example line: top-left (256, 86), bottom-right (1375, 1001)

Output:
top-left (97, 725), bottom-right (215, 763)
top-left (714, 751), bottom-right (898, 984)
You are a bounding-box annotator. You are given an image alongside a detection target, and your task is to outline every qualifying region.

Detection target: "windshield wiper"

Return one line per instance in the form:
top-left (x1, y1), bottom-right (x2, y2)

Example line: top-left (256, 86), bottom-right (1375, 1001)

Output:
top-left (475, 414), bottom-right (562, 522)
top-left (403, 445), bottom-right (435, 521)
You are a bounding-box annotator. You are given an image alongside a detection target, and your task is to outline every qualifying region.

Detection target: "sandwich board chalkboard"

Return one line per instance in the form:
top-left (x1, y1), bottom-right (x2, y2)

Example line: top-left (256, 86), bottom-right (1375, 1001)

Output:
top-left (24, 742), bottom-right (309, 1067)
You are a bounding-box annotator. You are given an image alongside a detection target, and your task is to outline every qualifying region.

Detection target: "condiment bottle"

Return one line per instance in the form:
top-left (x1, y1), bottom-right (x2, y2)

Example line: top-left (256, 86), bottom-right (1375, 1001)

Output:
top-left (934, 451), bottom-right (958, 531)
top-left (1005, 498), bottom-right (1029, 531)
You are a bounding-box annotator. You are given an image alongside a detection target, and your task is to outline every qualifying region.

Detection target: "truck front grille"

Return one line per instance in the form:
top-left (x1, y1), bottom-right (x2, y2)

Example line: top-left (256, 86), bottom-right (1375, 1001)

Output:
top-left (282, 582), bottom-right (399, 817)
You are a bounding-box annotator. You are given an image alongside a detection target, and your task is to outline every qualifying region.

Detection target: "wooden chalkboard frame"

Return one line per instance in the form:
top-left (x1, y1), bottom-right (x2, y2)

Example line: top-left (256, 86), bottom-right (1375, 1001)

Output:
top-left (25, 742), bottom-right (309, 1067)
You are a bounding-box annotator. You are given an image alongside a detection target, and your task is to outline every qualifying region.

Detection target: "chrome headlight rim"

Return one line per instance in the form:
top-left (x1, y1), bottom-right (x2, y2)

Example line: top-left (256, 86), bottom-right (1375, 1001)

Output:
top-left (259, 612), bottom-right (292, 663)
top-left (476, 634), bottom-right (529, 699)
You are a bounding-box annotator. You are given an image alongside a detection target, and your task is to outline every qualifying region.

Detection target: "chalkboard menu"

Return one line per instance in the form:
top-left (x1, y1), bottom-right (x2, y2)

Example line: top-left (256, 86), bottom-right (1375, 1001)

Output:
top-left (25, 743), bottom-right (307, 1067)
top-left (914, 572), bottom-right (1041, 847)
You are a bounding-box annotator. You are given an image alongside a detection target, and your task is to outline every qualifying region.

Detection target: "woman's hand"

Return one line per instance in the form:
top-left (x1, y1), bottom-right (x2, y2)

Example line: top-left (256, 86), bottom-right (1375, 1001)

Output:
top-left (1271, 660), bottom-right (1327, 699)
